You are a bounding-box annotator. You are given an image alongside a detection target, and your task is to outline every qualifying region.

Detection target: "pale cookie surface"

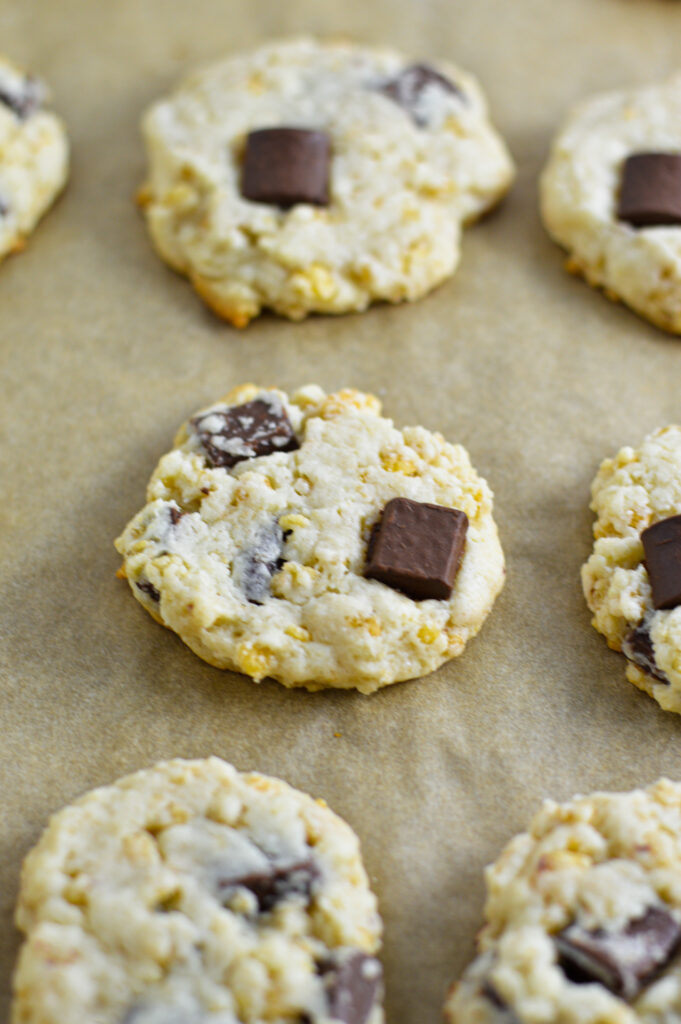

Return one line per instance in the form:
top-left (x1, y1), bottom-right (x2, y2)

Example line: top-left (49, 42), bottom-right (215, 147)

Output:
top-left (114, 384), bottom-right (504, 692)
top-left (541, 73), bottom-right (681, 333)
top-left (582, 426), bottom-right (681, 714)
top-left (140, 37), bottom-right (514, 325)
top-left (0, 56), bottom-right (68, 261)
top-left (12, 757), bottom-right (383, 1024)
top-left (445, 779), bottom-right (681, 1024)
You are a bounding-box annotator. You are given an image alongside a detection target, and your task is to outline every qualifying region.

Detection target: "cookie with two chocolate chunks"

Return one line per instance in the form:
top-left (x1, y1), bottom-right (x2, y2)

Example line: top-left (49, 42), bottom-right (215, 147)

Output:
top-left (555, 906), bottom-right (681, 1000)
top-left (217, 857), bottom-right (319, 913)
top-left (641, 513), bottom-right (681, 610)
top-left (192, 396), bottom-right (299, 469)
top-left (242, 128), bottom-right (331, 207)
top-left (379, 63), bottom-right (462, 126)
top-left (618, 153), bottom-right (681, 228)
top-left (365, 497), bottom-right (468, 601)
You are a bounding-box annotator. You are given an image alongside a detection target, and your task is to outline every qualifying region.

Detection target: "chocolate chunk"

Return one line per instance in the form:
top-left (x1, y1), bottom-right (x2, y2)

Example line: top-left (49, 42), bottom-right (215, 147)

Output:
top-left (0, 75), bottom-right (44, 120)
top-left (379, 63), bottom-right (462, 126)
top-left (622, 620), bottom-right (670, 684)
top-left (136, 579), bottom-right (160, 602)
top-left (0, 196), bottom-right (8, 217)
top-left (319, 952), bottom-right (382, 1024)
top-left (618, 153), bottom-right (681, 227)
top-left (555, 906), bottom-right (681, 1000)
top-left (481, 982), bottom-right (522, 1024)
top-left (168, 506), bottom-right (185, 526)
top-left (236, 523), bottom-right (284, 604)
top-left (218, 858), bottom-right (319, 913)
top-left (242, 128), bottom-right (331, 207)
top-left (192, 397), bottom-right (299, 469)
top-left (641, 514), bottom-right (681, 609)
top-left (365, 497), bottom-right (468, 600)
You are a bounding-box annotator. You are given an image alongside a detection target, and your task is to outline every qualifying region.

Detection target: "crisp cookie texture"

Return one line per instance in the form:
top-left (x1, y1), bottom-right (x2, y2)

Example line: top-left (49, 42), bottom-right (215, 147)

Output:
top-left (139, 37), bottom-right (514, 326)
top-left (0, 56), bottom-right (68, 261)
top-left (581, 426), bottom-right (681, 714)
top-left (541, 73), bottom-right (681, 333)
top-left (445, 779), bottom-right (681, 1024)
top-left (12, 757), bottom-right (383, 1024)
top-left (114, 384), bottom-right (504, 692)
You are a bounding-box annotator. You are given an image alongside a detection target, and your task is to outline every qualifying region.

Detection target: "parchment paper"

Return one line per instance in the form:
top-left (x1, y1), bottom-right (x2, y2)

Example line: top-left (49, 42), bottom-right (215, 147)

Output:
top-left (4, 1), bottom-right (681, 1020)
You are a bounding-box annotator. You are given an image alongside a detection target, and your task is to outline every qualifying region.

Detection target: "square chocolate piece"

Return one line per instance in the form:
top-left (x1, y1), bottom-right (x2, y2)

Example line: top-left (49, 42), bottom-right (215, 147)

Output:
top-left (618, 153), bottom-right (681, 227)
top-left (241, 127), bottom-right (330, 208)
top-left (641, 513), bottom-right (681, 609)
top-left (365, 497), bottom-right (468, 601)
top-left (192, 398), bottom-right (299, 469)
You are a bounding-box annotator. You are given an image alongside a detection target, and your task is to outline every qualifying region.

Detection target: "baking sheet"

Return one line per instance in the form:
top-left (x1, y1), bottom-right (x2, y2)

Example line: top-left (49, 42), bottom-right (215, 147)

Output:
top-left (3, 0), bottom-right (681, 1019)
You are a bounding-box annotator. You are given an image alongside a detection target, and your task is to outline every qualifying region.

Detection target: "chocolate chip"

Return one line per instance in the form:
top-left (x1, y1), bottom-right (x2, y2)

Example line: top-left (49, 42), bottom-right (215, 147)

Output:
top-left (379, 63), bottom-right (462, 126)
top-left (217, 858), bottom-right (319, 913)
top-left (0, 75), bottom-right (44, 120)
top-left (365, 497), bottom-right (468, 601)
top-left (242, 128), bottom-right (331, 208)
top-left (555, 906), bottom-right (681, 1000)
top-left (236, 523), bottom-right (284, 604)
top-left (641, 514), bottom-right (681, 609)
top-left (192, 396), bottom-right (299, 469)
top-left (0, 196), bottom-right (8, 217)
top-left (622, 620), bottom-right (670, 684)
top-left (136, 579), bottom-right (160, 602)
top-left (618, 153), bottom-right (681, 228)
top-left (319, 952), bottom-right (382, 1024)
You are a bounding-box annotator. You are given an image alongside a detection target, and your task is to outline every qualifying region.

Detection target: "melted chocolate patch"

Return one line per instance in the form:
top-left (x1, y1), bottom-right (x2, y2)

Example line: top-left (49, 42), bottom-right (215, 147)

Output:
top-left (236, 522), bottom-right (284, 604)
top-left (555, 906), bottom-right (681, 1000)
top-left (217, 857), bottom-right (319, 913)
top-left (379, 63), bottom-right (463, 126)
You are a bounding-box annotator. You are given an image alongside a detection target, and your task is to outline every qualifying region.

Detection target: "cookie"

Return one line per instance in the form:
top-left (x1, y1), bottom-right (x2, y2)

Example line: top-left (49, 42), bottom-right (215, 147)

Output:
top-left (541, 73), bottom-right (681, 333)
top-left (0, 56), bottom-right (68, 262)
top-left (138, 37), bottom-right (514, 326)
top-left (581, 426), bottom-right (681, 714)
top-left (11, 757), bottom-right (383, 1024)
top-left (445, 779), bottom-right (681, 1024)
top-left (114, 384), bottom-right (504, 692)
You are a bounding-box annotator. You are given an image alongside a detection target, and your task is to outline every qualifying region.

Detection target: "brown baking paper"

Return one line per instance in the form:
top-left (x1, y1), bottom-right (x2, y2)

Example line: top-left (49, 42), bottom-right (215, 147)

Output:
top-left (4, 0), bottom-right (681, 1020)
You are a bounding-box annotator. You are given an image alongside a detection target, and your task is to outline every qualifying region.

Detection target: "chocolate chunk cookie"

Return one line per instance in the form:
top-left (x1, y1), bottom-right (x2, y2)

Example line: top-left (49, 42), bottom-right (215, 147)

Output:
top-left (541, 73), bottom-right (681, 334)
top-left (139, 37), bottom-right (514, 325)
top-left (11, 758), bottom-right (383, 1024)
top-left (0, 56), bottom-right (68, 262)
top-left (445, 779), bottom-right (681, 1024)
top-left (582, 426), bottom-right (681, 713)
top-left (115, 384), bottom-right (504, 692)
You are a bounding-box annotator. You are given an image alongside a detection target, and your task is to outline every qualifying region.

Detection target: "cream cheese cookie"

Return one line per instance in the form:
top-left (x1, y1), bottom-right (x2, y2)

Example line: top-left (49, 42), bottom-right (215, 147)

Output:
top-left (11, 757), bottom-right (383, 1024)
top-left (582, 426), bottom-right (681, 714)
top-left (139, 37), bottom-right (514, 326)
top-left (0, 56), bottom-right (68, 261)
top-left (445, 779), bottom-right (681, 1024)
top-left (541, 73), bottom-right (681, 333)
top-left (114, 384), bottom-right (505, 692)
